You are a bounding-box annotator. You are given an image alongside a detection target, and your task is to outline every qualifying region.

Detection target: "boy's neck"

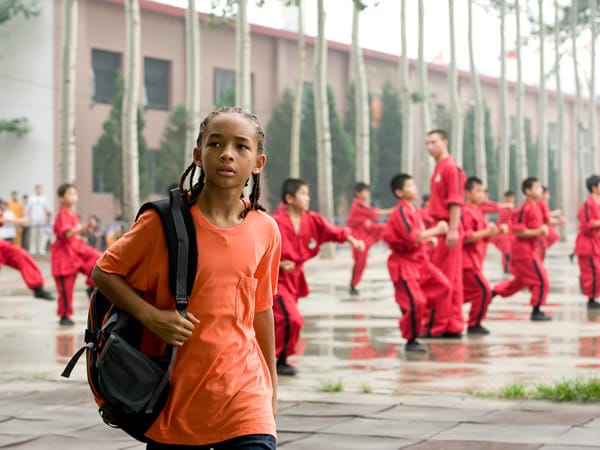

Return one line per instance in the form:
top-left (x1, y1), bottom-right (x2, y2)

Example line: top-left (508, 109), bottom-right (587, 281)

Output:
top-left (287, 205), bottom-right (303, 217)
top-left (198, 187), bottom-right (246, 224)
top-left (525, 196), bottom-right (538, 203)
top-left (592, 192), bottom-right (600, 202)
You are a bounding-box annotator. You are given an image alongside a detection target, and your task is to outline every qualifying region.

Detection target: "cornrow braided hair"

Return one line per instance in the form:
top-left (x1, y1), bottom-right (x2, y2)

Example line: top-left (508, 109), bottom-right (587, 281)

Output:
top-left (178, 106), bottom-right (266, 218)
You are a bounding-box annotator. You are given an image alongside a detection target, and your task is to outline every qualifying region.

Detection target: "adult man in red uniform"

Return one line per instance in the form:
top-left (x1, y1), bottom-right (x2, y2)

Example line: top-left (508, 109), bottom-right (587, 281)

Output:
top-left (425, 129), bottom-right (466, 337)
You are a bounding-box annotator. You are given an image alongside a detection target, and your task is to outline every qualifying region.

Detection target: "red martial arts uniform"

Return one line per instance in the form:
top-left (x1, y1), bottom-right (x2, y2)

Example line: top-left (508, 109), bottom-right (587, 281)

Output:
top-left (492, 206), bottom-right (513, 272)
top-left (538, 200), bottom-right (559, 258)
top-left (51, 206), bottom-right (101, 319)
top-left (273, 205), bottom-right (351, 359)
top-left (574, 195), bottom-right (600, 299)
top-left (478, 200), bottom-right (500, 216)
top-left (346, 198), bottom-right (386, 289)
top-left (428, 155), bottom-right (467, 334)
top-left (383, 200), bottom-right (450, 340)
top-left (0, 236), bottom-right (45, 290)
top-left (461, 203), bottom-right (492, 328)
top-left (493, 200), bottom-right (549, 307)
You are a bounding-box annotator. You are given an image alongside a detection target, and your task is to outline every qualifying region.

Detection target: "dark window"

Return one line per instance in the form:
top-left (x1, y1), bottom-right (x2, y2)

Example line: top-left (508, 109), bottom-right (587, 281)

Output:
top-left (92, 49), bottom-right (121, 104)
top-left (144, 58), bottom-right (170, 110)
top-left (213, 68), bottom-right (235, 108)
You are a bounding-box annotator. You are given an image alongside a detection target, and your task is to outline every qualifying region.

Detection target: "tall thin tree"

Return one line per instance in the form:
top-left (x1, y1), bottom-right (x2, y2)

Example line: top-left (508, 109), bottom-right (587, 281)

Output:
top-left (235, 0), bottom-right (251, 110)
top-left (515, 0), bottom-right (528, 183)
top-left (537, 0), bottom-right (548, 185)
top-left (554, 0), bottom-right (565, 234)
top-left (417, 0), bottom-right (432, 187)
top-left (184, 0), bottom-right (200, 168)
top-left (59, 0), bottom-right (78, 184)
top-left (351, 0), bottom-right (370, 183)
top-left (498, 0), bottom-right (510, 195)
top-left (399, 0), bottom-right (413, 173)
top-left (290, 0), bottom-right (305, 178)
top-left (448, 0), bottom-right (463, 166)
top-left (468, 0), bottom-right (487, 185)
top-left (121, 0), bottom-right (141, 225)
top-left (590, 0), bottom-right (597, 172)
top-left (572, 0), bottom-right (585, 201)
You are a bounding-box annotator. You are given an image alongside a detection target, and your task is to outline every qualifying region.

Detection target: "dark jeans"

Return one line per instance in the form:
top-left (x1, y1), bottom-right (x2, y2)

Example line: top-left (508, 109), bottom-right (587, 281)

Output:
top-left (146, 434), bottom-right (276, 450)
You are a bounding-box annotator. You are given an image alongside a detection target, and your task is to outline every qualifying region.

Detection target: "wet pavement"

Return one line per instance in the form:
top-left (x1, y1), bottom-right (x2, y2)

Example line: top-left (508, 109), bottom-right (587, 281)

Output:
top-left (0, 241), bottom-right (599, 448)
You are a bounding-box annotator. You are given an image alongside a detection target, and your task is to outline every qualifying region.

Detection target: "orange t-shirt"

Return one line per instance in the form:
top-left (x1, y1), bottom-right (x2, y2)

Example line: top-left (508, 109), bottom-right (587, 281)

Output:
top-left (96, 204), bottom-right (281, 445)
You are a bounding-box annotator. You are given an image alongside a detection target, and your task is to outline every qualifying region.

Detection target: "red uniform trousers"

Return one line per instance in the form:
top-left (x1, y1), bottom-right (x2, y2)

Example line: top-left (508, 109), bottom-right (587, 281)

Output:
top-left (53, 245), bottom-right (100, 319)
top-left (492, 234), bottom-right (511, 272)
top-left (578, 255), bottom-right (600, 299)
top-left (393, 262), bottom-right (450, 341)
top-left (463, 269), bottom-right (492, 327)
top-left (350, 223), bottom-right (386, 288)
top-left (273, 284), bottom-right (304, 360)
top-left (0, 240), bottom-right (44, 290)
top-left (429, 233), bottom-right (464, 334)
top-left (493, 256), bottom-right (549, 307)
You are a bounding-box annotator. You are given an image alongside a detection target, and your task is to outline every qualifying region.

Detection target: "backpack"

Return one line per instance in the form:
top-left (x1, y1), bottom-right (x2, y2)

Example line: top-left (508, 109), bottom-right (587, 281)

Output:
top-left (61, 189), bottom-right (198, 442)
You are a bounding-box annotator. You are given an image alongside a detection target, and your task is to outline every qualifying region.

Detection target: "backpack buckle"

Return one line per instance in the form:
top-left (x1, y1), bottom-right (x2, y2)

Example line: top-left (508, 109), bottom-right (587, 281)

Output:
top-left (175, 296), bottom-right (188, 318)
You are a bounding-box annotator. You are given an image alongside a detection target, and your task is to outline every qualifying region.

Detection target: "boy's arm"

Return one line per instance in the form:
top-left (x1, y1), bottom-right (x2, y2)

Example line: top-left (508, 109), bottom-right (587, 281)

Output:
top-left (91, 266), bottom-right (199, 346)
top-left (514, 224), bottom-right (548, 238)
top-left (254, 309), bottom-right (277, 416)
top-left (376, 207), bottom-right (395, 216)
top-left (416, 220), bottom-right (448, 242)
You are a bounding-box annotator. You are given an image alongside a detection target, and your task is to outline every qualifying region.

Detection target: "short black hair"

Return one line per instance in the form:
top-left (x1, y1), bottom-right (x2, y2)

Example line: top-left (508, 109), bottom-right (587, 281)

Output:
top-left (281, 178), bottom-right (308, 203)
top-left (353, 182), bottom-right (369, 194)
top-left (586, 175), bottom-right (600, 193)
top-left (465, 176), bottom-right (483, 192)
top-left (422, 194), bottom-right (430, 204)
top-left (390, 174), bottom-right (412, 199)
top-left (427, 129), bottom-right (448, 141)
top-left (57, 183), bottom-right (75, 198)
top-left (503, 190), bottom-right (515, 197)
top-left (521, 177), bottom-right (539, 195)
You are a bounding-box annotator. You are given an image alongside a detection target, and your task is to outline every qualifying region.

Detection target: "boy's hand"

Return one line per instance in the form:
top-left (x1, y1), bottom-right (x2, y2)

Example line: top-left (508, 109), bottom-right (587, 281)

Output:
top-left (429, 236), bottom-right (438, 247)
top-left (436, 220), bottom-right (448, 234)
top-left (540, 224), bottom-right (549, 236)
top-left (146, 309), bottom-right (199, 346)
top-left (347, 236), bottom-right (365, 251)
top-left (499, 223), bottom-right (509, 234)
top-left (280, 260), bottom-right (295, 272)
top-left (487, 222), bottom-right (499, 237)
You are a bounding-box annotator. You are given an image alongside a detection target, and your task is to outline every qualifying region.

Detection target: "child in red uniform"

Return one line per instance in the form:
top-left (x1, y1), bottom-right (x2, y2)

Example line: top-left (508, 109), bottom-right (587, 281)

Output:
top-left (51, 184), bottom-right (101, 326)
top-left (492, 177), bottom-right (552, 321)
top-left (491, 190), bottom-right (515, 273)
top-left (93, 107), bottom-right (280, 448)
top-left (383, 174), bottom-right (450, 352)
top-left (273, 178), bottom-right (364, 375)
top-left (347, 182), bottom-right (393, 295)
top-left (0, 212), bottom-right (53, 300)
top-left (574, 175), bottom-right (600, 309)
top-left (539, 186), bottom-right (564, 259)
top-left (462, 177), bottom-right (505, 335)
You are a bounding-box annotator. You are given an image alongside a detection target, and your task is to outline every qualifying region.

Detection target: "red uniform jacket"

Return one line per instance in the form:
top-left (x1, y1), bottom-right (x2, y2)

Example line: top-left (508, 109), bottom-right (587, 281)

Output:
top-left (274, 205), bottom-right (350, 300)
top-left (346, 198), bottom-right (384, 243)
top-left (383, 200), bottom-right (428, 281)
top-left (51, 206), bottom-right (86, 276)
top-left (418, 207), bottom-right (434, 229)
top-left (461, 203), bottom-right (487, 272)
top-left (491, 205), bottom-right (513, 254)
top-left (575, 195), bottom-right (600, 257)
top-left (510, 200), bottom-right (544, 260)
top-left (428, 156), bottom-right (466, 221)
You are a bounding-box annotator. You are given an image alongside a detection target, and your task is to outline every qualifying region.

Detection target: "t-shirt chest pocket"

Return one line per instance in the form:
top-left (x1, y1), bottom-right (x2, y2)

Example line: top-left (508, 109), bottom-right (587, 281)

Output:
top-left (236, 276), bottom-right (258, 324)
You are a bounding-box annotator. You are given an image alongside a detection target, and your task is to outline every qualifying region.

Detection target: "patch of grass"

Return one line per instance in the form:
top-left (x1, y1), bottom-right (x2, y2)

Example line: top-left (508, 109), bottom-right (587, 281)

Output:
top-left (317, 379), bottom-right (344, 392)
top-left (471, 378), bottom-right (600, 403)
top-left (359, 382), bottom-right (372, 394)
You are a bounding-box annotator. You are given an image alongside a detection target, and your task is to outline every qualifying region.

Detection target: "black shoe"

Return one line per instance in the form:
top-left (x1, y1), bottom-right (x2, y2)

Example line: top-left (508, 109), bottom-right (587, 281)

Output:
top-left (277, 361), bottom-right (298, 376)
top-left (490, 290), bottom-right (497, 299)
top-left (530, 310), bottom-right (552, 321)
top-left (441, 332), bottom-right (463, 338)
top-left (86, 287), bottom-right (95, 298)
top-left (588, 299), bottom-right (600, 309)
top-left (350, 286), bottom-right (360, 296)
top-left (405, 340), bottom-right (428, 353)
top-left (569, 253), bottom-right (575, 264)
top-left (467, 325), bottom-right (490, 335)
top-left (33, 286), bottom-right (54, 300)
top-left (59, 317), bottom-right (75, 326)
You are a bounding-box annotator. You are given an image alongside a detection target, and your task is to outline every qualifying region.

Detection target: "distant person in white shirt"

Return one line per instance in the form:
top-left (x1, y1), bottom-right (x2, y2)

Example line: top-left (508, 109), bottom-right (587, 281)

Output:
top-left (0, 200), bottom-right (17, 243)
top-left (25, 185), bottom-right (50, 256)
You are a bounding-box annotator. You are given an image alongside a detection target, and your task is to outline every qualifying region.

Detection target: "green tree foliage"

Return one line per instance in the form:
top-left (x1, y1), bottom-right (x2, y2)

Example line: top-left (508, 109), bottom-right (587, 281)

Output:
top-left (0, 0), bottom-right (39, 25)
top-left (93, 76), bottom-right (149, 210)
top-left (525, 118), bottom-right (538, 178)
top-left (0, 117), bottom-right (29, 137)
top-left (265, 88), bottom-right (294, 207)
top-left (485, 106), bottom-right (498, 200)
top-left (375, 81), bottom-right (402, 206)
top-left (157, 104), bottom-right (187, 195)
top-left (462, 107), bottom-right (476, 178)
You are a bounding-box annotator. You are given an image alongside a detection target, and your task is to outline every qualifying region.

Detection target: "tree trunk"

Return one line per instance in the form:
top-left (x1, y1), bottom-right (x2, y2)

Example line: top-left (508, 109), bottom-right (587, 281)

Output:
top-left (448, 0), bottom-right (463, 166)
top-left (59, 0), bottom-right (78, 184)
top-left (399, 0), bottom-right (413, 174)
top-left (498, 0), bottom-right (510, 196)
top-left (235, 0), bottom-right (251, 111)
top-left (290, 0), bottom-right (304, 178)
top-left (590, 0), bottom-right (597, 172)
top-left (572, 0), bottom-right (584, 202)
top-left (468, 0), bottom-right (486, 185)
top-left (184, 0), bottom-right (200, 170)
top-left (121, 0), bottom-right (141, 225)
top-left (352, 2), bottom-right (370, 183)
top-left (554, 0), bottom-right (565, 241)
top-left (537, 0), bottom-right (548, 185)
top-left (418, 0), bottom-right (432, 187)
top-left (515, 0), bottom-right (527, 184)
top-left (314, 0), bottom-right (334, 258)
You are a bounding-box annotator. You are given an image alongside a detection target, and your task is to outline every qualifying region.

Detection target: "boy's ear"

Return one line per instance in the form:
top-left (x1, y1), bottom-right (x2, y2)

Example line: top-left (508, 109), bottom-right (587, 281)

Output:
top-left (192, 147), bottom-right (202, 166)
top-left (253, 154), bottom-right (266, 174)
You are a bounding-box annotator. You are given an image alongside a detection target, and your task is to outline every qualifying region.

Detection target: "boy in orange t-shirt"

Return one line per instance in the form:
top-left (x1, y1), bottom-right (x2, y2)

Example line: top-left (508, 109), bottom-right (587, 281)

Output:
top-left (93, 108), bottom-right (280, 448)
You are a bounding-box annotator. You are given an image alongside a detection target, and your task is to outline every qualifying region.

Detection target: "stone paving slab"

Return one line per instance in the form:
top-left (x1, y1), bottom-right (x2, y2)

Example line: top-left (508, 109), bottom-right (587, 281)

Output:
top-left (403, 442), bottom-right (541, 450)
top-left (430, 423), bottom-right (574, 445)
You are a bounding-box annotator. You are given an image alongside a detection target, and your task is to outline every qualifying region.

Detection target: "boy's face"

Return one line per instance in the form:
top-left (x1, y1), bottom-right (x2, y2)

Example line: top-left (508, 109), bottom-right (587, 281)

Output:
top-left (425, 133), bottom-right (447, 159)
top-left (525, 181), bottom-right (543, 200)
top-left (60, 187), bottom-right (78, 207)
top-left (504, 195), bottom-right (515, 204)
top-left (466, 183), bottom-right (484, 204)
top-left (356, 188), bottom-right (370, 203)
top-left (592, 184), bottom-right (600, 195)
top-left (397, 178), bottom-right (417, 202)
top-left (286, 184), bottom-right (310, 211)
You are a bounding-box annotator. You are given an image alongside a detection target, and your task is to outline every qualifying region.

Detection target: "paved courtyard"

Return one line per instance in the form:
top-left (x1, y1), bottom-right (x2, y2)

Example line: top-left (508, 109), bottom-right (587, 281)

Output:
top-left (0, 240), bottom-right (598, 449)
